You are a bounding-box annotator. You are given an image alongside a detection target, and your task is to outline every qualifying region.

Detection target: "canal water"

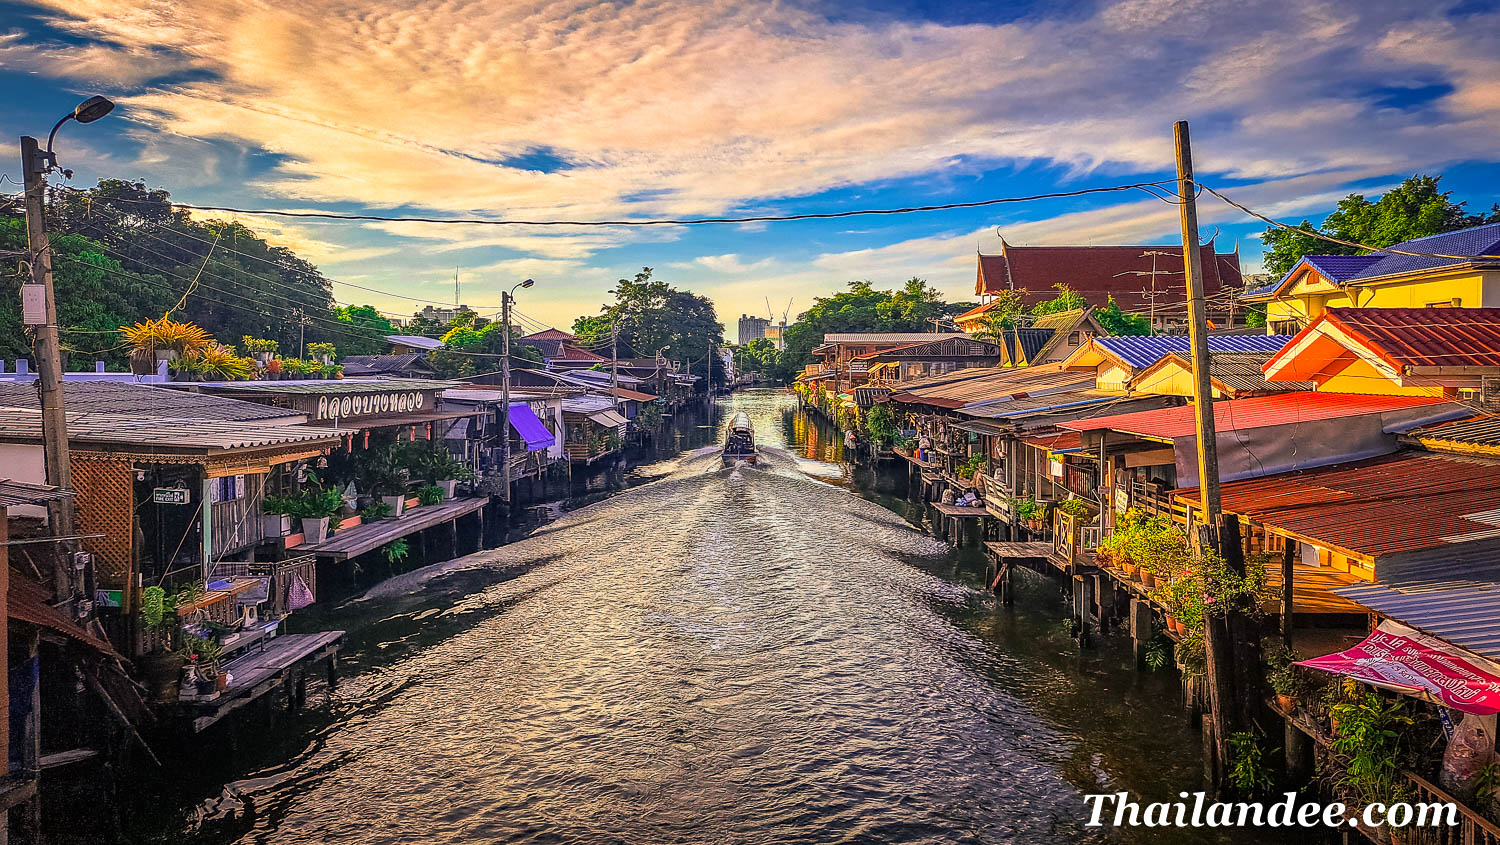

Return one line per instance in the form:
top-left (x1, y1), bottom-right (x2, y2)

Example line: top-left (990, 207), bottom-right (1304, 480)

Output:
top-left (168, 389), bottom-right (1275, 845)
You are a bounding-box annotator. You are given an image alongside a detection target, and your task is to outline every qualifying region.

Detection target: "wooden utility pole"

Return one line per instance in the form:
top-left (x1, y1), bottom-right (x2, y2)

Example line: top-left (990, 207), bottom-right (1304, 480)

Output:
top-left (20, 136), bottom-right (75, 545)
top-left (1174, 121), bottom-right (1221, 541)
top-left (500, 291), bottom-right (513, 504)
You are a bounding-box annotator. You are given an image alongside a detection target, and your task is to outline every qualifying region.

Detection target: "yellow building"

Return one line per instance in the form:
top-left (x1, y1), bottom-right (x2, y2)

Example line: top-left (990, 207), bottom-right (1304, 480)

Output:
top-left (1244, 223), bottom-right (1500, 333)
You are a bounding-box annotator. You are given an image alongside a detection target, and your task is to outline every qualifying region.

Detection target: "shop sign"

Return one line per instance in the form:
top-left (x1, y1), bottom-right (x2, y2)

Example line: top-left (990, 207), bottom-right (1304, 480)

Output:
top-left (153, 486), bottom-right (190, 505)
top-left (316, 390), bottom-right (425, 421)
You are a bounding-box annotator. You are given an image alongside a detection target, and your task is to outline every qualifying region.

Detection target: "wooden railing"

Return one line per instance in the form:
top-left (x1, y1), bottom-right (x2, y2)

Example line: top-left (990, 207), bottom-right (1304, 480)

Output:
top-left (1404, 772), bottom-right (1500, 845)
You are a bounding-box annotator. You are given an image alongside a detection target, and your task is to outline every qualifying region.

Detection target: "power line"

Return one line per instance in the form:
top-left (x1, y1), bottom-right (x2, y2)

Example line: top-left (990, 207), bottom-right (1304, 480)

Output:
top-left (1200, 183), bottom-right (1500, 262)
top-left (78, 181), bottom-right (1181, 227)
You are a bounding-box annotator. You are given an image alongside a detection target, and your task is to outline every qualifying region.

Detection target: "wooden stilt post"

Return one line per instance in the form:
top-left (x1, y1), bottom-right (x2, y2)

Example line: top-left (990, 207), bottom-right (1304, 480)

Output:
top-left (1129, 598), bottom-right (1152, 669)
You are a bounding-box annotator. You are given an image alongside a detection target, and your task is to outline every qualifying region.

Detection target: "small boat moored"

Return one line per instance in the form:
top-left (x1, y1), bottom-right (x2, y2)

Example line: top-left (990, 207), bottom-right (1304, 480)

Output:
top-left (722, 411), bottom-right (757, 465)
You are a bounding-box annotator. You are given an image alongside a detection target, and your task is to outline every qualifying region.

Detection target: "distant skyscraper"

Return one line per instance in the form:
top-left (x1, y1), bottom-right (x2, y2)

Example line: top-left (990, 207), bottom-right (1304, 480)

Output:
top-left (738, 314), bottom-right (770, 345)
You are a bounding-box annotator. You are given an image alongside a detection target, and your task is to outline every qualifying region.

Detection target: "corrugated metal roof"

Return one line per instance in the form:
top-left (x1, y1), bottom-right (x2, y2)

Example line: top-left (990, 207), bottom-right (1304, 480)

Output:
top-left (9, 570), bottom-right (118, 655)
top-left (1248, 223), bottom-right (1500, 302)
top-left (0, 409), bottom-right (343, 452)
top-left (192, 378), bottom-right (457, 394)
top-left (1136, 351), bottom-right (1314, 395)
top-left (1324, 307), bottom-right (1500, 370)
top-left (1064, 392), bottom-right (1452, 439)
top-left (385, 335), bottom-right (445, 350)
top-left (0, 479), bottom-right (70, 508)
top-left (1334, 579), bottom-right (1500, 661)
top-left (957, 387), bottom-right (1123, 420)
top-left (0, 382), bottom-right (300, 422)
top-left (1095, 334), bottom-right (1294, 371)
top-left (1176, 452), bottom-right (1500, 559)
top-left (1408, 414), bottom-right (1500, 452)
top-left (1021, 431), bottom-right (1084, 451)
top-left (892, 369), bottom-right (1093, 409)
top-left (820, 333), bottom-right (970, 344)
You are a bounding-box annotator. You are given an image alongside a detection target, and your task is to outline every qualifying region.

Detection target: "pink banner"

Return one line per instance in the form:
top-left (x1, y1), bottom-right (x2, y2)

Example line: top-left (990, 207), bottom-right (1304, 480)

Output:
top-left (1298, 621), bottom-right (1500, 715)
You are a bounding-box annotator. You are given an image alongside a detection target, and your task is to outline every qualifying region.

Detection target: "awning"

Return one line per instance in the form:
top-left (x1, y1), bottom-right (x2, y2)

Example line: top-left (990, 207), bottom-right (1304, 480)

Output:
top-left (507, 403), bottom-right (555, 451)
top-left (587, 409), bottom-right (628, 428)
top-left (1297, 620), bottom-right (1500, 715)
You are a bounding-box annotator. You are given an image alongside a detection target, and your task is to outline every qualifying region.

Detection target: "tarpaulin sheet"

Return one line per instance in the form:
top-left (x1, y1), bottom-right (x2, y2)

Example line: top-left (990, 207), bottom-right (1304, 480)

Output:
top-left (1298, 620), bottom-right (1500, 715)
top-left (508, 402), bottom-right (555, 451)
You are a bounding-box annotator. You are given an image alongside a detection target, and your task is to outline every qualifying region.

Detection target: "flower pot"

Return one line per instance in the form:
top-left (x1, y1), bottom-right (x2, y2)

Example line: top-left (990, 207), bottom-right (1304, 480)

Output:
top-left (215, 672), bottom-right (230, 693)
top-left (263, 513), bottom-right (291, 538)
top-left (1276, 693), bottom-right (1295, 713)
top-left (1141, 572), bottom-right (1157, 591)
top-left (439, 479), bottom-right (459, 498)
top-left (382, 495), bottom-right (406, 518)
top-left (299, 516), bottom-right (330, 544)
top-left (139, 652), bottom-right (186, 704)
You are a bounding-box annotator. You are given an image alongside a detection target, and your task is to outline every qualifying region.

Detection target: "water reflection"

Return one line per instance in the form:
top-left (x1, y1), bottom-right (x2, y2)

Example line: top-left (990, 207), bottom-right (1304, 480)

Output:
top-left (169, 389), bottom-right (1279, 845)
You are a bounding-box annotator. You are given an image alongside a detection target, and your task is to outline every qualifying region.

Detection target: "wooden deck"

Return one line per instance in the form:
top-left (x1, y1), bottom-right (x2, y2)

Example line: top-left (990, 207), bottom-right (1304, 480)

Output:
top-left (181, 631), bottom-right (344, 732)
top-left (1261, 562), bottom-right (1366, 615)
top-left (984, 541), bottom-right (1054, 559)
top-left (293, 497), bottom-right (487, 560)
top-left (932, 504), bottom-right (987, 519)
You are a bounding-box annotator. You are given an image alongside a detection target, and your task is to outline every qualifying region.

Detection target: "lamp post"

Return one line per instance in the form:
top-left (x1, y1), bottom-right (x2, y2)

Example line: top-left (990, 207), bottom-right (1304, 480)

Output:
top-left (499, 278), bottom-right (534, 507)
top-left (20, 95), bottom-right (115, 594)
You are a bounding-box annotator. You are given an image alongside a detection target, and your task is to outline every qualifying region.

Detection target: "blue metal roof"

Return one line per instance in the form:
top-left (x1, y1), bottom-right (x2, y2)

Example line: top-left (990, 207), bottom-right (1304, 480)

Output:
top-left (1251, 223), bottom-right (1500, 302)
top-left (1335, 579), bottom-right (1500, 662)
top-left (1094, 334), bottom-right (1294, 371)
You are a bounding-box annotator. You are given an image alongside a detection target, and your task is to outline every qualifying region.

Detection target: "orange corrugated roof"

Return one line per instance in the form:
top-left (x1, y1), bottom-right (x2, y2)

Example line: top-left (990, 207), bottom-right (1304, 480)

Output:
top-left (1063, 392), bottom-right (1449, 439)
top-left (1325, 307), bottom-right (1500, 371)
top-left (1174, 452), bottom-right (1500, 559)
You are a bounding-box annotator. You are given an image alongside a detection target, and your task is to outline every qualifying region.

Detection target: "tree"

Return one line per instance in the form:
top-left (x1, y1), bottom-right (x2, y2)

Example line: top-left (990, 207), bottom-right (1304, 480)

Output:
top-left (334, 305), bottom-right (396, 355)
top-left (572, 268), bottom-right (723, 391)
top-left (1093, 296), bottom-right (1150, 336)
top-left (970, 289), bottom-right (1026, 345)
top-left (1260, 174), bottom-right (1500, 277)
top-left (1030, 284), bottom-right (1086, 317)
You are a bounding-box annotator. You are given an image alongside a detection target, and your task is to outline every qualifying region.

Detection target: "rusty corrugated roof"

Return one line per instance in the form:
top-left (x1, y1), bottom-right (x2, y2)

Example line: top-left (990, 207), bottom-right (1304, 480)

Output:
top-left (9, 568), bottom-right (118, 656)
top-left (1323, 308), bottom-right (1500, 371)
top-left (1174, 452), bottom-right (1500, 559)
top-left (1063, 392), bottom-right (1451, 439)
top-left (0, 479), bottom-right (70, 508)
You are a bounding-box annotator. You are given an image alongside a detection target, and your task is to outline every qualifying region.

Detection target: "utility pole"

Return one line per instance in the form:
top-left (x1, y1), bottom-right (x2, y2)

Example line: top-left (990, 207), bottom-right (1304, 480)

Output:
top-left (1174, 120), bottom-right (1221, 540)
top-left (20, 136), bottom-right (75, 547)
top-left (500, 291), bottom-right (513, 504)
top-left (610, 321), bottom-right (620, 408)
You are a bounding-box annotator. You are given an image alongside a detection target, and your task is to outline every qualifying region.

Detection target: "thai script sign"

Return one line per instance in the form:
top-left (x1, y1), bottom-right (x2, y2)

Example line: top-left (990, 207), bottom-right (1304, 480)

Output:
top-left (1298, 620), bottom-right (1500, 715)
top-left (316, 391), bottom-right (425, 421)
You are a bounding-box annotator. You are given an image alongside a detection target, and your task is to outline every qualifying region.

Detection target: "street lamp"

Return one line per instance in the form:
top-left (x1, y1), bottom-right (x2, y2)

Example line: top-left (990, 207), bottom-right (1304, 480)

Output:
top-left (499, 279), bottom-right (535, 508)
top-left (21, 95), bottom-right (117, 559)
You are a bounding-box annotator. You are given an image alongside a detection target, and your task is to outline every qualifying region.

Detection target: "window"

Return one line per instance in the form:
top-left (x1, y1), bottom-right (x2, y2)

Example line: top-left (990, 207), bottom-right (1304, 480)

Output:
top-left (1067, 332), bottom-right (1080, 345)
top-left (1426, 299), bottom-right (1460, 308)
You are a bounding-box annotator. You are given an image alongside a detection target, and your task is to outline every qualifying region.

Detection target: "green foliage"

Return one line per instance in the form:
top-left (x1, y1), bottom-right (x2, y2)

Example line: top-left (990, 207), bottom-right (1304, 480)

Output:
top-left (636, 401), bottom-right (664, 430)
top-left (972, 289), bottom-right (1028, 344)
top-left (360, 501), bottom-right (393, 521)
top-left (1265, 645), bottom-right (1303, 697)
top-left (1099, 509), bottom-right (1190, 575)
top-left (864, 402), bottom-right (900, 446)
top-left (1055, 498), bottom-right (1090, 518)
top-left (1009, 498), bottom-right (1044, 521)
top-left (334, 305), bottom-right (396, 356)
top-left (280, 357), bottom-right (310, 375)
top-left (772, 278), bottom-right (949, 382)
top-left (417, 485), bottom-right (444, 506)
top-left (571, 268), bottom-right (723, 389)
top-left (141, 585), bottom-right (173, 630)
top-left (393, 440), bottom-right (475, 485)
top-left (306, 341), bottom-right (337, 361)
top-left (958, 454), bottom-right (985, 479)
top-left (242, 336), bottom-right (279, 354)
top-left (1227, 731), bottom-right (1277, 794)
top-left (1260, 174), bottom-right (1500, 277)
top-left (383, 539), bottom-right (409, 565)
top-left (1329, 691), bottom-right (1414, 808)
top-left (1093, 295), bottom-right (1151, 336)
top-left (1143, 635), bottom-right (1170, 672)
top-left (1030, 284), bottom-right (1086, 317)
top-left (263, 487), bottom-right (343, 519)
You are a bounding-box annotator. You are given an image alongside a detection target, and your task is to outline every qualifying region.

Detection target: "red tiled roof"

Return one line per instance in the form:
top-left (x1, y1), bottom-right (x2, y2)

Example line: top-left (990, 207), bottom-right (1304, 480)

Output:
top-left (1062, 392), bottom-right (1449, 439)
top-left (976, 243), bottom-right (1242, 310)
top-left (1174, 452), bottom-right (1500, 558)
top-left (522, 328), bottom-right (577, 342)
top-left (1323, 307), bottom-right (1500, 371)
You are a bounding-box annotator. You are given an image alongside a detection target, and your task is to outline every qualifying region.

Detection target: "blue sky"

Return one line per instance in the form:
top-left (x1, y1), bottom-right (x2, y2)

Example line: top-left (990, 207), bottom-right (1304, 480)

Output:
top-left (3, 0), bottom-right (1499, 330)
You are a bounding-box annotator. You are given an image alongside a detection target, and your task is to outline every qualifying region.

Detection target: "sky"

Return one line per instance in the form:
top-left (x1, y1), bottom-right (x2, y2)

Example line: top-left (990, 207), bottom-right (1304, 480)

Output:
top-left (2, 0), bottom-right (1500, 332)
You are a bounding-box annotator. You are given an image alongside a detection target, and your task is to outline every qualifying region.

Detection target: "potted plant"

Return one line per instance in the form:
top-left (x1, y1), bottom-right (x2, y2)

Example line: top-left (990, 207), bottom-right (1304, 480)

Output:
top-left (261, 494), bottom-right (295, 537)
top-left (1328, 689), bottom-right (1414, 838)
top-left (137, 585), bottom-right (185, 703)
top-left (297, 488), bottom-right (343, 542)
top-left (121, 315), bottom-right (213, 374)
top-left (361, 500), bottom-right (394, 521)
top-left (1266, 645), bottom-right (1301, 713)
top-left (280, 358), bottom-right (310, 379)
top-left (307, 341), bottom-right (337, 366)
top-left (242, 336), bottom-right (279, 363)
top-left (363, 448), bottom-right (410, 517)
top-left (264, 356), bottom-right (284, 380)
top-left (417, 484), bottom-right (444, 506)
